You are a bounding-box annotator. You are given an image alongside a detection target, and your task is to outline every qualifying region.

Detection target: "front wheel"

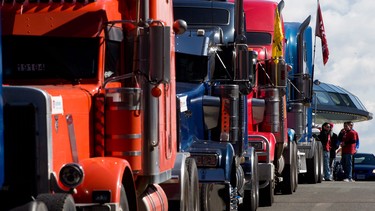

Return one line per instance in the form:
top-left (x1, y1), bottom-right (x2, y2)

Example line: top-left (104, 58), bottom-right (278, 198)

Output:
top-left (279, 141), bottom-right (296, 195)
top-left (200, 183), bottom-right (226, 211)
top-left (306, 142), bottom-right (320, 184)
top-left (239, 150), bottom-right (259, 211)
top-left (186, 157), bottom-right (200, 211)
top-left (10, 201), bottom-right (48, 211)
top-left (317, 142), bottom-right (323, 183)
top-left (120, 185), bottom-right (130, 211)
top-left (293, 141), bottom-right (298, 192)
top-left (168, 164), bottom-right (190, 210)
top-left (259, 180), bottom-right (273, 207)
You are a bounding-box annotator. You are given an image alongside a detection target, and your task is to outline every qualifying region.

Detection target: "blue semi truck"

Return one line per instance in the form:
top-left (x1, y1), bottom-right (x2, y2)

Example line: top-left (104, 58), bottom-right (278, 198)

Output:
top-left (285, 17), bottom-right (324, 185)
top-left (0, 14), bottom-right (3, 193)
top-left (173, 0), bottom-right (259, 210)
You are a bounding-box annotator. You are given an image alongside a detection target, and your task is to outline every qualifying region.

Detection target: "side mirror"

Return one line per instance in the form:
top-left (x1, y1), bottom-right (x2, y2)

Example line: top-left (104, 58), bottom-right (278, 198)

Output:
top-left (149, 25), bottom-right (171, 83)
top-left (248, 50), bottom-right (257, 85)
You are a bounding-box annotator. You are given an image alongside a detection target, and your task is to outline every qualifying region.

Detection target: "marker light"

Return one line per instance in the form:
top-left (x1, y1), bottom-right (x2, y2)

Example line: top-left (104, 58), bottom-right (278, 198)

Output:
top-left (151, 86), bottom-right (162, 97)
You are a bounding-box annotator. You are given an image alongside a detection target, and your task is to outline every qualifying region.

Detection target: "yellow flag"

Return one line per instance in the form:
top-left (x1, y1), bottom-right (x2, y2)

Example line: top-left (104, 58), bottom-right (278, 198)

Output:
top-left (272, 8), bottom-right (283, 63)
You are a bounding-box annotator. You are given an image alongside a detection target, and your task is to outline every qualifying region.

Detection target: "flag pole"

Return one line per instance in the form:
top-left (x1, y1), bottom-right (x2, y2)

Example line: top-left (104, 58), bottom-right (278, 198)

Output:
top-left (312, 0), bottom-right (319, 82)
top-left (311, 0), bottom-right (319, 107)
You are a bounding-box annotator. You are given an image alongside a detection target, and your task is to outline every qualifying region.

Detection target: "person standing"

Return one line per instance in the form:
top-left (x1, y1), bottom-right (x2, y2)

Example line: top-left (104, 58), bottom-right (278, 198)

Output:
top-left (349, 122), bottom-right (360, 179)
top-left (340, 121), bottom-right (358, 182)
top-left (318, 122), bottom-right (333, 181)
top-left (328, 123), bottom-right (339, 174)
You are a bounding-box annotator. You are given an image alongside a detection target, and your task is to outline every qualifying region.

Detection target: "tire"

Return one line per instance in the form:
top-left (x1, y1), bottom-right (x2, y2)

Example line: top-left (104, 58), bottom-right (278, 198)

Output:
top-left (120, 185), bottom-right (130, 211)
top-left (36, 193), bottom-right (75, 211)
top-left (280, 141), bottom-right (295, 195)
top-left (316, 141), bottom-right (323, 183)
top-left (293, 142), bottom-right (298, 192)
top-left (306, 142), bottom-right (319, 184)
top-left (239, 150), bottom-right (259, 211)
top-left (10, 201), bottom-right (48, 211)
top-left (279, 141), bottom-right (299, 195)
top-left (186, 157), bottom-right (200, 211)
top-left (253, 154), bottom-right (259, 210)
top-left (281, 165), bottom-right (293, 194)
top-left (169, 165), bottom-right (190, 210)
top-left (200, 183), bottom-right (226, 211)
top-left (259, 181), bottom-right (273, 207)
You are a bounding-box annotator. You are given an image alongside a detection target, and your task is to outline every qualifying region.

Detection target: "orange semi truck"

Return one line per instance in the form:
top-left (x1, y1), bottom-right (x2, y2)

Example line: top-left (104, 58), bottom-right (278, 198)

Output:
top-left (0, 0), bottom-right (198, 210)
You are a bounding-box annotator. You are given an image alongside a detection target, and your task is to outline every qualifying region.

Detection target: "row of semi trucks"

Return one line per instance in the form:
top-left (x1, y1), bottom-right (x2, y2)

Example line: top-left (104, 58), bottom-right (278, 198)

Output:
top-left (0, 0), bottom-right (327, 210)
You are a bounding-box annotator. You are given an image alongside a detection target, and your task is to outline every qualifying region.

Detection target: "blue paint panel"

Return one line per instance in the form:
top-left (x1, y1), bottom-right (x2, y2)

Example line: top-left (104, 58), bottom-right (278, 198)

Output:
top-left (176, 83), bottom-right (206, 151)
top-left (0, 16), bottom-right (4, 187)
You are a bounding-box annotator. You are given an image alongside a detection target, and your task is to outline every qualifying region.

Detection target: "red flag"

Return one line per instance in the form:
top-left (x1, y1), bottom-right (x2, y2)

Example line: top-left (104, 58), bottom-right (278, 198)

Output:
top-left (316, 3), bottom-right (329, 65)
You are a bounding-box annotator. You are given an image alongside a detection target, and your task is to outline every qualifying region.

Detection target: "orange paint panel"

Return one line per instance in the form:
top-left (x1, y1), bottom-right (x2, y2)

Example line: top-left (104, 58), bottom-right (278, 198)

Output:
top-left (149, 0), bottom-right (174, 27)
top-left (38, 86), bottom-right (93, 173)
top-left (74, 157), bottom-right (129, 203)
top-left (156, 84), bottom-right (176, 174)
top-left (3, 0), bottom-right (122, 37)
top-left (105, 88), bottom-right (142, 171)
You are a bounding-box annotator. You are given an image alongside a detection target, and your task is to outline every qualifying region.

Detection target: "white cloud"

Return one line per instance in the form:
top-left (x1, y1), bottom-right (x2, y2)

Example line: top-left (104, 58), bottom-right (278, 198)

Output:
top-left (283, 0), bottom-right (374, 154)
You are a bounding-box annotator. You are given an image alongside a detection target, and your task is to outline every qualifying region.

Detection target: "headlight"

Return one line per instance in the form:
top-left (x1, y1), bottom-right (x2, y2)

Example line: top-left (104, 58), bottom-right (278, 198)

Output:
top-left (59, 163), bottom-right (84, 188)
top-left (372, 169), bottom-right (375, 174)
top-left (249, 140), bottom-right (266, 151)
top-left (191, 153), bottom-right (219, 167)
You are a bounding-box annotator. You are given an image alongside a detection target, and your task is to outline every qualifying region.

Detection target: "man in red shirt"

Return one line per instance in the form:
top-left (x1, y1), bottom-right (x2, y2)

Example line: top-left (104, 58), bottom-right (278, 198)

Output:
top-left (341, 121), bottom-right (358, 182)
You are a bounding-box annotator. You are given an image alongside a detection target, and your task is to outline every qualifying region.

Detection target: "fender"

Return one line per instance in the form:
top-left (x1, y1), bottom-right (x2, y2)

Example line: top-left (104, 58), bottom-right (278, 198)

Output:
top-left (73, 157), bottom-right (131, 204)
top-left (188, 140), bottom-right (235, 182)
top-left (248, 131), bottom-right (276, 162)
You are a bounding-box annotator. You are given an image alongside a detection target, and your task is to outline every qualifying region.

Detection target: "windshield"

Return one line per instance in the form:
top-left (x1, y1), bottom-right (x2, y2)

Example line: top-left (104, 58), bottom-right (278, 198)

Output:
top-left (246, 32), bottom-right (272, 45)
top-left (354, 154), bottom-right (375, 165)
top-left (176, 53), bottom-right (208, 82)
top-left (174, 7), bottom-right (229, 25)
top-left (3, 35), bottom-right (99, 83)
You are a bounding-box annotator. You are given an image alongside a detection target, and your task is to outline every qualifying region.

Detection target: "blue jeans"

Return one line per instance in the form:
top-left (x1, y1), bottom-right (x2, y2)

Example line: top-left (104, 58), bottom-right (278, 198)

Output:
top-left (342, 154), bottom-right (353, 180)
top-left (323, 151), bottom-right (331, 180)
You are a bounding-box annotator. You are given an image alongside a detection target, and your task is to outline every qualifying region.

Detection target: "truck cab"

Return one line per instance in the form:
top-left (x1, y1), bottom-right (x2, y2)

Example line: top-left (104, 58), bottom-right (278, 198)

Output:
top-left (0, 0), bottom-right (189, 210)
top-left (173, 0), bottom-right (258, 210)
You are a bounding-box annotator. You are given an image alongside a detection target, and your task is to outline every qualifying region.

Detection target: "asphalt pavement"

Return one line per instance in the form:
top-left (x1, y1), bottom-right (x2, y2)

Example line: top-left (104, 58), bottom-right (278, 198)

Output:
top-left (257, 180), bottom-right (375, 211)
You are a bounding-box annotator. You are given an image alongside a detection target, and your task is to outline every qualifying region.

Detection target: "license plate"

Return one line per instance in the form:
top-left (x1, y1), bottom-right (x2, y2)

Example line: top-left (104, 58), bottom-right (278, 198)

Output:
top-left (357, 174), bottom-right (366, 180)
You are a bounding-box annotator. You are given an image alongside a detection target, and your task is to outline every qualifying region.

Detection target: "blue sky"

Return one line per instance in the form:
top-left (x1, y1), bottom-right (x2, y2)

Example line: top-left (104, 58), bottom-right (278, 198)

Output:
top-left (283, 0), bottom-right (375, 153)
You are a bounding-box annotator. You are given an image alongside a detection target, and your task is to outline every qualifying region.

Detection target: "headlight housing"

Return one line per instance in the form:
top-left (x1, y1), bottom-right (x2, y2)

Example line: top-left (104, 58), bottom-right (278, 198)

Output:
top-left (191, 153), bottom-right (219, 167)
top-left (59, 163), bottom-right (84, 188)
top-left (249, 140), bottom-right (266, 151)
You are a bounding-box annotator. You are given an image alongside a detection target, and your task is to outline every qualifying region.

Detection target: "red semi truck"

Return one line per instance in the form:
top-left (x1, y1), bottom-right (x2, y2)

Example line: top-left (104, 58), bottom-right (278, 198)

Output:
top-left (242, 0), bottom-right (295, 206)
top-left (242, 0), bottom-right (324, 207)
top-left (242, 0), bottom-right (286, 206)
top-left (0, 0), bottom-right (198, 210)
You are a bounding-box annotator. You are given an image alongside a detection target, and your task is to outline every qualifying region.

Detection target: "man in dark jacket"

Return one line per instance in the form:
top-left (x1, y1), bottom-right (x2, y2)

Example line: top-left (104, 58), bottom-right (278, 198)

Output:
top-left (318, 122), bottom-right (333, 181)
top-left (329, 123), bottom-right (339, 174)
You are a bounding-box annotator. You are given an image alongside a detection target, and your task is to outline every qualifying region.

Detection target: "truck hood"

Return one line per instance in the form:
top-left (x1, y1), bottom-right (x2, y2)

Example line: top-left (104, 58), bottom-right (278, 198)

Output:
top-left (176, 82), bottom-right (206, 95)
top-left (3, 85), bottom-right (93, 175)
top-left (248, 45), bottom-right (271, 61)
